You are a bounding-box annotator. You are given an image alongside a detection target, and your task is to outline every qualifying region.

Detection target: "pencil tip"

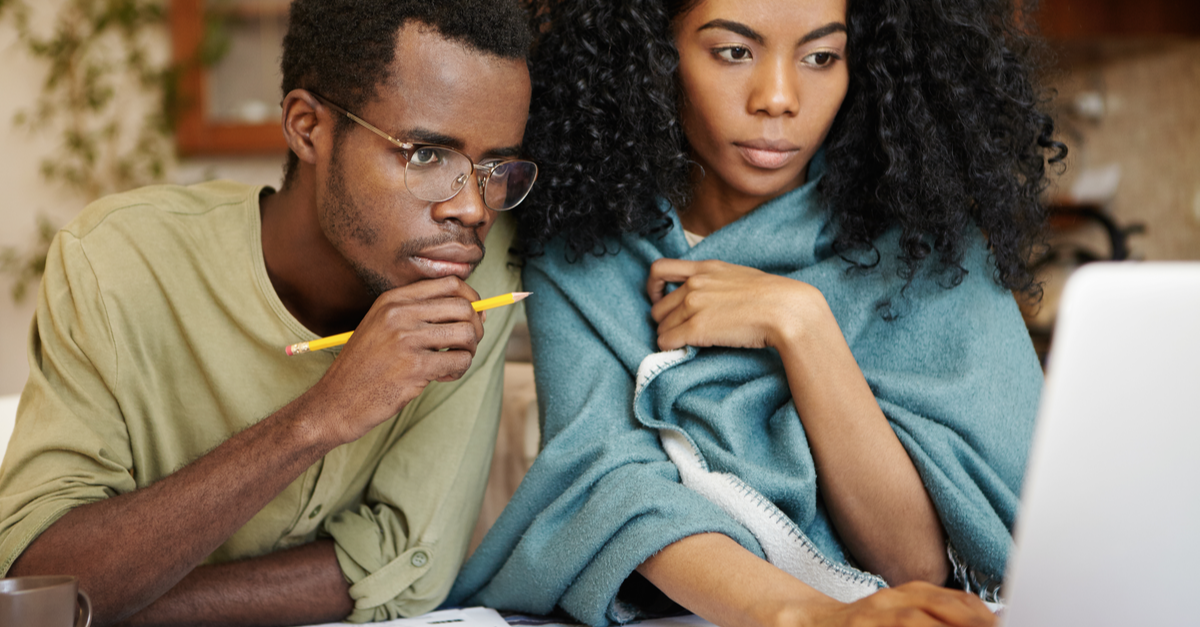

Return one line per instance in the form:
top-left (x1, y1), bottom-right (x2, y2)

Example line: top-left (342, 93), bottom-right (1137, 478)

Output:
top-left (513, 292), bottom-right (532, 302)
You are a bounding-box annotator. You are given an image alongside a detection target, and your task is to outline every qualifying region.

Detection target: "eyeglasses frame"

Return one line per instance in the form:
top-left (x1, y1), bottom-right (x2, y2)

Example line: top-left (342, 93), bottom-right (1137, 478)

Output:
top-left (308, 91), bottom-right (537, 211)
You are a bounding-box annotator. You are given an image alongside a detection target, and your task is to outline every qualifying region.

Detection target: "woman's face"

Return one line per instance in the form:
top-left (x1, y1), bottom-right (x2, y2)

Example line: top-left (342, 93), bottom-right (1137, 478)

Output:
top-left (674, 0), bottom-right (848, 205)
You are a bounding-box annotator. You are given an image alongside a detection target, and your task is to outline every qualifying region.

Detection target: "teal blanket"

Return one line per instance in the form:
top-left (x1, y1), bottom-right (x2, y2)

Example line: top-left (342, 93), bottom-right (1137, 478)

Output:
top-left (449, 163), bottom-right (1041, 625)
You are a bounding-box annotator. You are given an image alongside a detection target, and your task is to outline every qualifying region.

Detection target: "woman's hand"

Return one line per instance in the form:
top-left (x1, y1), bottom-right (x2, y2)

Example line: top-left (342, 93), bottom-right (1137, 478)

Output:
top-left (647, 258), bottom-right (951, 586)
top-left (647, 258), bottom-right (830, 352)
top-left (797, 583), bottom-right (997, 627)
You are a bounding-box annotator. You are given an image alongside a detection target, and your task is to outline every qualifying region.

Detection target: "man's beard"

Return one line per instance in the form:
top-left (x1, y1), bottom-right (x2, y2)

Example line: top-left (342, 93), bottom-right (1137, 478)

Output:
top-left (323, 144), bottom-right (487, 299)
top-left (323, 152), bottom-right (395, 298)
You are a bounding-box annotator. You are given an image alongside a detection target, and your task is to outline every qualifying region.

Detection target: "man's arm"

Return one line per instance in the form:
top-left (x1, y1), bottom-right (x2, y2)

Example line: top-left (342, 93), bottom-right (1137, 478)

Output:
top-left (11, 388), bottom-right (348, 625)
top-left (120, 540), bottom-right (352, 627)
top-left (9, 276), bottom-right (487, 627)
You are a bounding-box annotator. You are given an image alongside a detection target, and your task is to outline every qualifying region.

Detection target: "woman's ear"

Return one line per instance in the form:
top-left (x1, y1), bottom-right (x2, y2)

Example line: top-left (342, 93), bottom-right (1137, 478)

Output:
top-left (281, 89), bottom-right (328, 166)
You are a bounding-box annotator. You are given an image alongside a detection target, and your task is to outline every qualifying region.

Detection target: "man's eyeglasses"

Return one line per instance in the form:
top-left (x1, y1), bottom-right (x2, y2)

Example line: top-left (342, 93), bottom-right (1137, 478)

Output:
top-left (311, 92), bottom-right (538, 211)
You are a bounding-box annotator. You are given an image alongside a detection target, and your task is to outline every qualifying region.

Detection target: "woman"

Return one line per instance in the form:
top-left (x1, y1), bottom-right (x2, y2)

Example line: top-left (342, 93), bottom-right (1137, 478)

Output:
top-left (450, 0), bottom-right (1061, 625)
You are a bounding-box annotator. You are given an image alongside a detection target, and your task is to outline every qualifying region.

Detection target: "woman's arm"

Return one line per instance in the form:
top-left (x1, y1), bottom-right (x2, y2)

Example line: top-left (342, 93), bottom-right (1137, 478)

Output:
top-left (648, 258), bottom-right (948, 586)
top-left (637, 533), bottom-right (993, 627)
top-left (637, 533), bottom-right (834, 627)
top-left (771, 285), bottom-right (949, 585)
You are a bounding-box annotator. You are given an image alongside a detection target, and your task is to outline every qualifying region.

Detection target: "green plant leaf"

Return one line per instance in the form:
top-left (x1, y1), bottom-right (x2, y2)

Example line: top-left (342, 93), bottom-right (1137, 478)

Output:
top-left (0, 0), bottom-right (180, 302)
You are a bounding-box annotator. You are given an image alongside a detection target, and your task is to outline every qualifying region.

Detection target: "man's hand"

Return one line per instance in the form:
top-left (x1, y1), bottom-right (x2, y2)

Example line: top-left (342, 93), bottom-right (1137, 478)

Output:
top-left (311, 276), bottom-right (486, 443)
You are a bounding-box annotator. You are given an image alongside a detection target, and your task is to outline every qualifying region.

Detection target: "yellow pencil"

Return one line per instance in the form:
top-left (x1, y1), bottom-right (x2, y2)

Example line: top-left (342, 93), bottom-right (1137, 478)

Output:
top-left (285, 292), bottom-right (531, 356)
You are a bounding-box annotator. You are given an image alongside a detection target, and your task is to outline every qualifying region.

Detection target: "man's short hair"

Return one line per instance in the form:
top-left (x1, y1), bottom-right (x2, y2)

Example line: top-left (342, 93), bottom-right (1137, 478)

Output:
top-left (280, 0), bottom-right (534, 187)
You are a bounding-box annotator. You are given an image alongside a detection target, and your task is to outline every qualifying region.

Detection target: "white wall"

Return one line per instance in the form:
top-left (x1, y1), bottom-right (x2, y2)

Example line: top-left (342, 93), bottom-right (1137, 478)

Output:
top-left (0, 18), bottom-right (71, 395)
top-left (0, 4), bottom-right (286, 395)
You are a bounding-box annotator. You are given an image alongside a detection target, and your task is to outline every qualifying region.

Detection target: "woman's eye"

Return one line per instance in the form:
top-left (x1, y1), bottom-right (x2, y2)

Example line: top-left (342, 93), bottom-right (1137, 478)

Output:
top-left (804, 51), bottom-right (838, 67)
top-left (410, 147), bottom-right (442, 167)
top-left (714, 46), bottom-right (752, 63)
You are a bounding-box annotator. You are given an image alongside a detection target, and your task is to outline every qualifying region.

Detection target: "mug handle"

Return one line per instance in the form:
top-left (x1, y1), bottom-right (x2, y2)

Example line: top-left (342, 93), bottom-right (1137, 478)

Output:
top-left (75, 590), bottom-right (92, 627)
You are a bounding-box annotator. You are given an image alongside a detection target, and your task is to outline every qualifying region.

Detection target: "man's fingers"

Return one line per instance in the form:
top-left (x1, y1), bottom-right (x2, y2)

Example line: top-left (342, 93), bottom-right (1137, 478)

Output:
top-left (415, 320), bottom-right (481, 354)
top-left (427, 349), bottom-right (475, 382)
top-left (401, 296), bottom-right (481, 325)
top-left (381, 275), bottom-right (481, 305)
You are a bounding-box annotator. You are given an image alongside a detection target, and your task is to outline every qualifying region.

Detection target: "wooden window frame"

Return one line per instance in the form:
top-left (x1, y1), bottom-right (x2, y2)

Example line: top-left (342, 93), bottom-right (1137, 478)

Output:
top-left (1038, 0), bottom-right (1200, 38)
top-left (170, 0), bottom-right (289, 156)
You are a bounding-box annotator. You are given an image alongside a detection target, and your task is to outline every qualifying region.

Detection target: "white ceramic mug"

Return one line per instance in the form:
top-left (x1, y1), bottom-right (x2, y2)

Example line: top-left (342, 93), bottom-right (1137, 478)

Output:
top-left (0, 575), bottom-right (92, 627)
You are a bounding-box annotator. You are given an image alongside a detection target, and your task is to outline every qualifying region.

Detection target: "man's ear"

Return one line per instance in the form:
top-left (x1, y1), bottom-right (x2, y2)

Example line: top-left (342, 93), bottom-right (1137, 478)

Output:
top-left (281, 89), bottom-right (329, 166)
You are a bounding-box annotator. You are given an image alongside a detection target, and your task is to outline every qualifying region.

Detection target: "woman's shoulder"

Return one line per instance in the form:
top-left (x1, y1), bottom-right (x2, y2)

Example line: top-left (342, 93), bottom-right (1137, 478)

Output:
top-left (823, 225), bottom-right (1019, 327)
top-left (523, 228), bottom-right (673, 281)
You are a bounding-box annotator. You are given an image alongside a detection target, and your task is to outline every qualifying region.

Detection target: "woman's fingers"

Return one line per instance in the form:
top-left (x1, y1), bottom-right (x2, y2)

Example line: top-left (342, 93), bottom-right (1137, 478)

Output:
top-left (918, 589), bottom-right (996, 627)
top-left (850, 584), bottom-right (997, 627)
top-left (649, 258), bottom-right (801, 350)
top-left (655, 289), bottom-right (716, 350)
top-left (647, 258), bottom-right (702, 304)
top-left (650, 281), bottom-right (688, 323)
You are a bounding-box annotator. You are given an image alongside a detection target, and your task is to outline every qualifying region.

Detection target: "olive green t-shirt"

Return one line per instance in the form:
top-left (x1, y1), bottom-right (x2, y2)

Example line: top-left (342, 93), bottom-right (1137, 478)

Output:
top-left (0, 181), bottom-right (520, 621)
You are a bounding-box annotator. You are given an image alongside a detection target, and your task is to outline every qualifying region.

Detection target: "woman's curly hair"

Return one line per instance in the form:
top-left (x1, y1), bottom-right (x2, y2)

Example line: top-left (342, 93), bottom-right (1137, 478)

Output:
top-left (517, 0), bottom-right (1065, 297)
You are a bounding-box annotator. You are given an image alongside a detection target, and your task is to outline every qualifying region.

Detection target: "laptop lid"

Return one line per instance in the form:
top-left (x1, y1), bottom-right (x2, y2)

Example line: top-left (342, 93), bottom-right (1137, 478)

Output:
top-left (1003, 262), bottom-right (1200, 627)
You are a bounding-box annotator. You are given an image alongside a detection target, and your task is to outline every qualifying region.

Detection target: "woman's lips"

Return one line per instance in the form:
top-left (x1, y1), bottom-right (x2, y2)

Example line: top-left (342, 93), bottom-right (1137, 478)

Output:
top-left (735, 140), bottom-right (802, 170)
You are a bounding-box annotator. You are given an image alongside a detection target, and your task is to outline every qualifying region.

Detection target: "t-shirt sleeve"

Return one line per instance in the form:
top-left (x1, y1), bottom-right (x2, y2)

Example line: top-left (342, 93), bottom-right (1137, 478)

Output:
top-left (322, 242), bottom-right (521, 622)
top-left (0, 230), bottom-right (137, 575)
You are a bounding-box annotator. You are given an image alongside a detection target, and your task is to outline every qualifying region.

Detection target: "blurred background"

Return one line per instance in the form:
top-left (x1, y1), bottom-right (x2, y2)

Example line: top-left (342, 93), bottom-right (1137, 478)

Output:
top-left (0, 0), bottom-right (1198, 395)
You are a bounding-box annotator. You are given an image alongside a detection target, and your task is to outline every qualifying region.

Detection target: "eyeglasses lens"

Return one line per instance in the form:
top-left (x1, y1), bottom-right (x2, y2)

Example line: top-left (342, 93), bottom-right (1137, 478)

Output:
top-left (404, 146), bottom-right (537, 210)
top-left (405, 147), bottom-right (468, 202)
top-left (485, 161), bottom-right (538, 211)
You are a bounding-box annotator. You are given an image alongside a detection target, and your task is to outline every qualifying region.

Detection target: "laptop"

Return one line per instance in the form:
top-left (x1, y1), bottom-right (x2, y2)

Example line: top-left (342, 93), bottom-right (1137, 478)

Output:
top-left (1003, 262), bottom-right (1200, 627)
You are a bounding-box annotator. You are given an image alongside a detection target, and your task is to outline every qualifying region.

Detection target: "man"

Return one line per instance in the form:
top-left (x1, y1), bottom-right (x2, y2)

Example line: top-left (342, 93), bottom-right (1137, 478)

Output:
top-left (0, 1), bottom-right (535, 624)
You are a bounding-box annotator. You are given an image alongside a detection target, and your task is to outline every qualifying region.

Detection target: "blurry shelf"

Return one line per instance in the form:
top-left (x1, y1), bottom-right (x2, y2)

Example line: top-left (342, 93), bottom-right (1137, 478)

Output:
top-left (1021, 203), bottom-right (1146, 366)
top-left (171, 0), bottom-right (289, 155)
top-left (210, 0), bottom-right (290, 19)
top-left (1038, 0), bottom-right (1200, 38)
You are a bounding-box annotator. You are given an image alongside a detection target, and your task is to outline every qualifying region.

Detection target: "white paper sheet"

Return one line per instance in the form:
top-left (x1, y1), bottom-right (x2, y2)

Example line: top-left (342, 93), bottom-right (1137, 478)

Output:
top-left (466, 610), bottom-right (719, 627)
top-left (304, 606), bottom-right (511, 627)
